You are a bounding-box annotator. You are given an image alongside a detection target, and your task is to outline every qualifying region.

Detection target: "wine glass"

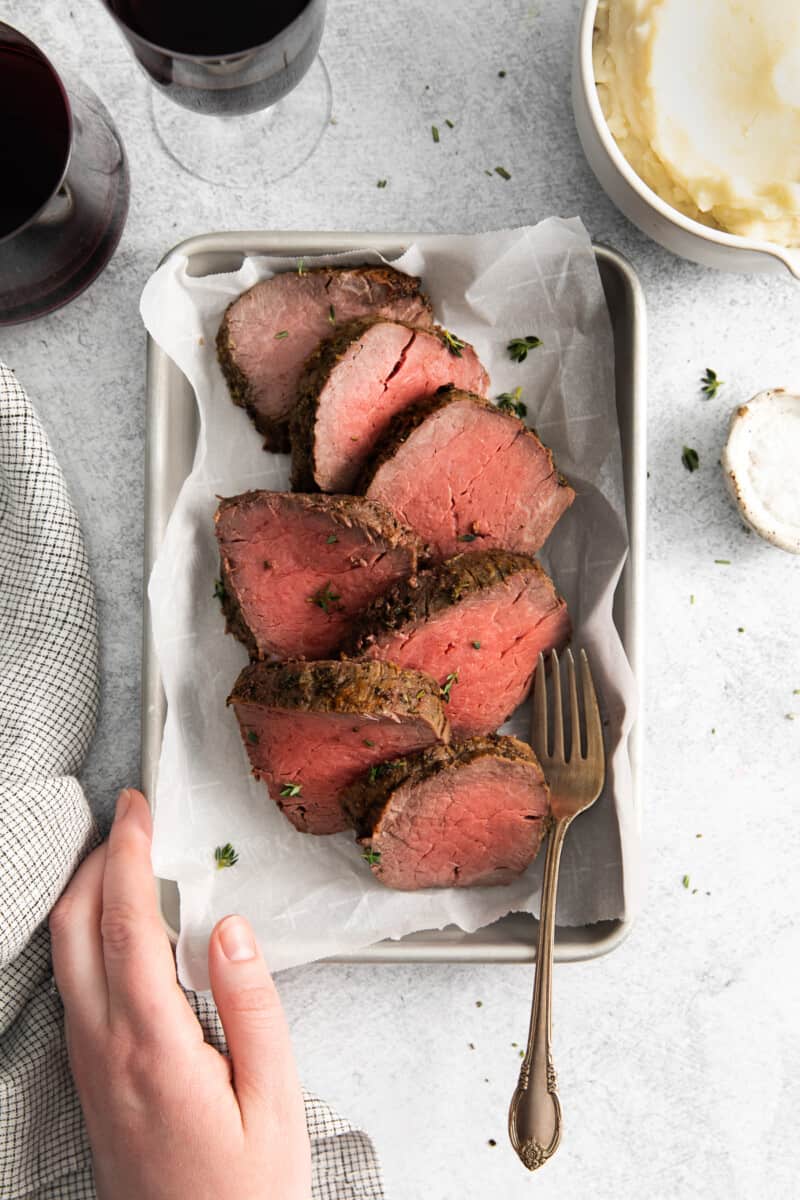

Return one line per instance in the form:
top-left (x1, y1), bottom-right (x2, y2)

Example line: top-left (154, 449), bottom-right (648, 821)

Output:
top-left (0, 22), bottom-right (129, 326)
top-left (99, 0), bottom-right (331, 186)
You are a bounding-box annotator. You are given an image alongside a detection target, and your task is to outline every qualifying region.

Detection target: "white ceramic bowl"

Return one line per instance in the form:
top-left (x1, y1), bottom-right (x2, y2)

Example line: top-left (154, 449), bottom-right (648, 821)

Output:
top-left (572, 0), bottom-right (800, 279)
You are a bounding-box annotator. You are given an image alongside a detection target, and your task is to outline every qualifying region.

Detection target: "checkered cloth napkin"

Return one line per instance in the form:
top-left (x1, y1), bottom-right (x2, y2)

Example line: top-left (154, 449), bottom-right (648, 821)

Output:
top-left (0, 362), bottom-right (384, 1200)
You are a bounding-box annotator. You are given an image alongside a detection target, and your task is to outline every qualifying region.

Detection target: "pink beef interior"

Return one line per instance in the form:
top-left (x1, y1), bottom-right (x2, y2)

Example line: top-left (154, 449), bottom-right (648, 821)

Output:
top-left (225, 271), bottom-right (431, 427)
top-left (217, 495), bottom-right (416, 660)
top-left (366, 396), bottom-right (574, 560)
top-left (373, 757), bottom-right (549, 889)
top-left (314, 325), bottom-right (489, 493)
top-left (234, 705), bottom-right (443, 835)
top-left (361, 572), bottom-right (570, 736)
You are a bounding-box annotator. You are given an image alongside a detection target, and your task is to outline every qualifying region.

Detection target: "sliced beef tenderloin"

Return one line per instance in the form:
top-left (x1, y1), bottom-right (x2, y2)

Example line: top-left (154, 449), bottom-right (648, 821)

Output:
top-left (342, 735), bottom-right (551, 890)
top-left (290, 321), bottom-right (490, 493)
top-left (215, 491), bottom-right (423, 661)
top-left (217, 265), bottom-right (433, 452)
top-left (346, 550), bottom-right (570, 737)
top-left (359, 386), bottom-right (574, 561)
top-left (228, 659), bottom-right (450, 835)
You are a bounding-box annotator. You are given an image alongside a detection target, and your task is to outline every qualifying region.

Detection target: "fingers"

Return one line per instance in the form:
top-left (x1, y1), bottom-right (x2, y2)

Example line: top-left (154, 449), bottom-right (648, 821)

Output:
top-left (50, 841), bottom-right (109, 1030)
top-left (101, 789), bottom-right (196, 1038)
top-left (208, 915), bottom-right (305, 1135)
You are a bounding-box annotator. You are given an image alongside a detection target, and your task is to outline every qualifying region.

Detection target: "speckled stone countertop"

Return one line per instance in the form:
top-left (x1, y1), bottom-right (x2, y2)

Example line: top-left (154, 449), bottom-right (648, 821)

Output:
top-left (2, 2), bottom-right (799, 1197)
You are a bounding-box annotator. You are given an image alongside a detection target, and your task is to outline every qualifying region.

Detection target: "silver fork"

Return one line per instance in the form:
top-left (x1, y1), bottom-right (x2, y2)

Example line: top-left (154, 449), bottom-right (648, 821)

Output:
top-left (508, 648), bottom-right (606, 1170)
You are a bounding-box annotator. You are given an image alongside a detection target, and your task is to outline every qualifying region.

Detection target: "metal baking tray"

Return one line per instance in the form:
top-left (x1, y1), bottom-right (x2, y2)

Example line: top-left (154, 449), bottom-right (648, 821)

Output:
top-left (142, 232), bottom-right (646, 964)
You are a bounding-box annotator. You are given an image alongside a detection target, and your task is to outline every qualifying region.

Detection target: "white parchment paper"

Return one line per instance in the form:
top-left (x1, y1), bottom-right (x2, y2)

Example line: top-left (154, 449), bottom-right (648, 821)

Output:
top-left (140, 220), bottom-right (639, 990)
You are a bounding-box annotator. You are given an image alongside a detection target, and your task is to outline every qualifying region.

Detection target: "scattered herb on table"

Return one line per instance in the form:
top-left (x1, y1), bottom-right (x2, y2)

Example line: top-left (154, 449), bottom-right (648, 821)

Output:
top-left (362, 848), bottom-right (381, 865)
top-left (214, 843), bottom-right (239, 870)
top-left (326, 534), bottom-right (338, 544)
top-left (496, 385), bottom-right (527, 417)
top-left (274, 330), bottom-right (289, 339)
top-left (701, 367), bottom-right (723, 399)
top-left (793, 689), bottom-right (800, 695)
top-left (328, 304), bottom-right (336, 324)
top-left (475, 1000), bottom-right (483, 1008)
top-left (213, 578), bottom-right (226, 603)
top-left (737, 626), bottom-right (745, 633)
top-left (682, 874), bottom-right (690, 889)
top-left (441, 671), bottom-right (459, 702)
top-left (488, 1139), bottom-right (497, 1147)
top-left (498, 69), bottom-right (507, 78)
top-left (711, 728), bottom-right (716, 734)
top-left (377, 178), bottom-right (387, 188)
top-left (787, 713), bottom-right (797, 721)
top-left (309, 582), bottom-right (342, 614)
top-left (690, 594), bottom-right (695, 605)
top-left (280, 782), bottom-right (303, 797)
top-left (681, 446), bottom-right (700, 472)
top-left (445, 118), bottom-right (455, 129)
top-left (431, 124), bottom-right (440, 143)
top-left (472, 640), bottom-right (481, 650)
top-left (507, 335), bottom-right (542, 362)
top-left (696, 833), bottom-right (703, 838)
top-left (441, 329), bottom-right (465, 357)
top-left (484, 169), bottom-right (493, 177)
top-left (246, 730), bottom-right (259, 744)
top-left (494, 165), bottom-right (511, 180)
top-left (714, 559), bottom-right (731, 565)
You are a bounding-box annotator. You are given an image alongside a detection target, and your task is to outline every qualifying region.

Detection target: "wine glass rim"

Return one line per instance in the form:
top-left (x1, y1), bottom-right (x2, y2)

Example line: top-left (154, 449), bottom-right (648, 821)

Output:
top-left (0, 21), bottom-right (73, 246)
top-left (104, 1), bottom-right (317, 64)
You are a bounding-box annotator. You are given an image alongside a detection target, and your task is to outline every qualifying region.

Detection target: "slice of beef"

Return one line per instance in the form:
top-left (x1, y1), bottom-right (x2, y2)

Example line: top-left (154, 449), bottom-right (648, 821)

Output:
top-left (346, 550), bottom-right (571, 737)
top-left (217, 265), bottom-right (433, 452)
top-left (360, 386), bottom-right (575, 561)
top-left (215, 491), bottom-right (423, 661)
top-left (290, 321), bottom-right (490, 493)
top-left (228, 659), bottom-right (450, 835)
top-left (342, 735), bottom-right (551, 890)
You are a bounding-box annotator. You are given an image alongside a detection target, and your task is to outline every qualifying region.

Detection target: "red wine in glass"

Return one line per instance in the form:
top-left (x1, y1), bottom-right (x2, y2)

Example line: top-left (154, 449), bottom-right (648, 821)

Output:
top-left (100, 0), bottom-right (330, 184)
top-left (0, 22), bottom-right (129, 326)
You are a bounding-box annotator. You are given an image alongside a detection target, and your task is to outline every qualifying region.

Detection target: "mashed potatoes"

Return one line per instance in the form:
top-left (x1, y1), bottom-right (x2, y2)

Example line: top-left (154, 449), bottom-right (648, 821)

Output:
top-left (594, 0), bottom-right (800, 246)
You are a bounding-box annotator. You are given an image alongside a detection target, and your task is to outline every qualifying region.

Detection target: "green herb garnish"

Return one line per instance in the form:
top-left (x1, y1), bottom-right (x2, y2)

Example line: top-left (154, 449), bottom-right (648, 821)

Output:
top-left (377, 178), bottom-right (387, 188)
top-left (441, 671), bottom-right (459, 702)
top-left (441, 329), bottom-right (465, 357)
top-left (363, 738), bottom-right (375, 747)
top-left (498, 69), bottom-right (507, 78)
top-left (309, 582), bottom-right (343, 614)
top-left (681, 446), bottom-right (700, 472)
top-left (297, 258), bottom-right (306, 275)
top-left (472, 640), bottom-right (481, 650)
top-left (274, 330), bottom-right (289, 340)
top-left (326, 534), bottom-right (338, 544)
top-left (701, 368), bottom-right (723, 399)
top-left (432, 125), bottom-right (440, 143)
top-left (496, 385), bottom-right (527, 417)
top-left (214, 843), bottom-right (239, 870)
top-left (475, 1000), bottom-right (483, 1007)
top-left (682, 874), bottom-right (690, 889)
top-left (362, 848), bottom-right (381, 865)
top-left (715, 559), bottom-right (731, 565)
top-left (507, 335), bottom-right (541, 362)
top-left (280, 782), bottom-right (302, 797)
top-left (328, 304), bottom-right (336, 324)
top-left (445, 118), bottom-right (455, 129)
top-left (458, 532), bottom-right (477, 543)
top-left (246, 730), bottom-right (259, 745)
top-left (213, 578), bottom-right (226, 603)
top-left (495, 165), bottom-right (511, 180)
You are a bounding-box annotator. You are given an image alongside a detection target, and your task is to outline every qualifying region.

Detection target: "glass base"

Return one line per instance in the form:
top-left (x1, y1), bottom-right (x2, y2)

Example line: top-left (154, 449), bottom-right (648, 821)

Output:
top-left (150, 55), bottom-right (332, 186)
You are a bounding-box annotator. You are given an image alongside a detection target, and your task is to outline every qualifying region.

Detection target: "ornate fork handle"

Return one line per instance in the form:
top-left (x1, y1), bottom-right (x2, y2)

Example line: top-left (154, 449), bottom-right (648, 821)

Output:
top-left (508, 815), bottom-right (570, 1170)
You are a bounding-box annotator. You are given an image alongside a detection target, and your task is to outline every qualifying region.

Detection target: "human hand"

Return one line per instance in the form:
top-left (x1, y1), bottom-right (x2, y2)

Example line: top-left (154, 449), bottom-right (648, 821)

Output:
top-left (49, 788), bottom-right (311, 1200)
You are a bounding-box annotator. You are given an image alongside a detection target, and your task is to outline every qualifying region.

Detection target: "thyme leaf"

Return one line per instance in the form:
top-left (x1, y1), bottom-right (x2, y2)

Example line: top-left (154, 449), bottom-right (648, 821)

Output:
top-left (507, 335), bottom-right (541, 362)
top-left (246, 730), bottom-right (259, 745)
top-left (441, 329), bottom-right (465, 357)
top-left (701, 367), bottom-right (723, 399)
top-left (308, 582), bottom-right (343, 614)
top-left (362, 848), bottom-right (381, 865)
top-left (682, 446), bottom-right (700, 472)
top-left (441, 671), bottom-right (459, 702)
top-left (213, 578), bottom-right (226, 603)
top-left (496, 385), bottom-right (527, 417)
top-left (280, 782), bottom-right (302, 797)
top-left (432, 125), bottom-right (440, 143)
top-left (214, 843), bottom-right (239, 870)
top-left (274, 330), bottom-right (289, 339)
top-left (377, 178), bottom-right (387, 188)
top-left (494, 165), bottom-right (511, 180)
